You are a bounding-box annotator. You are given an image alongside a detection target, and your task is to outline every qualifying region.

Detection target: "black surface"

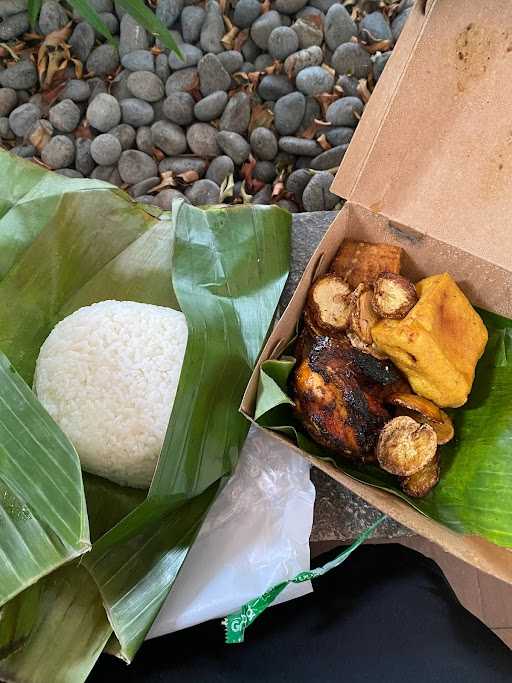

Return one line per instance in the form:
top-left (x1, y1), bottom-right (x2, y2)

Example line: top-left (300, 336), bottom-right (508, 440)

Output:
top-left (90, 544), bottom-right (512, 682)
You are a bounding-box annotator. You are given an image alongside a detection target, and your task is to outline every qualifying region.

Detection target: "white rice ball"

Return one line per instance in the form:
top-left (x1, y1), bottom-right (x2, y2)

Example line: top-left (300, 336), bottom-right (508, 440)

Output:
top-left (34, 300), bottom-right (188, 489)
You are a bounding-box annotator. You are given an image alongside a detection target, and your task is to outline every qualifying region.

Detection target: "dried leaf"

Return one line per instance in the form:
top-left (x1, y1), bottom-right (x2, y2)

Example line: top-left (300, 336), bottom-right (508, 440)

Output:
top-left (222, 25), bottom-right (239, 50)
top-left (240, 180), bottom-right (253, 204)
top-left (149, 171), bottom-right (178, 193)
top-left (176, 170), bottom-right (199, 184)
top-left (261, 0), bottom-right (271, 13)
top-left (363, 39), bottom-right (392, 54)
top-left (150, 46), bottom-right (162, 55)
top-left (152, 147), bottom-right (166, 162)
top-left (219, 172), bottom-right (235, 202)
top-left (41, 80), bottom-right (66, 105)
top-left (300, 117), bottom-right (331, 140)
top-left (271, 173), bottom-right (285, 201)
top-left (43, 23), bottom-right (72, 48)
top-left (234, 29), bottom-right (249, 52)
top-left (351, 6), bottom-right (362, 21)
top-left (248, 102), bottom-right (274, 133)
top-left (315, 91), bottom-right (341, 115)
top-left (28, 120), bottom-right (53, 152)
top-left (317, 134), bottom-right (331, 151)
top-left (74, 118), bottom-right (93, 139)
top-left (357, 78), bottom-right (372, 103)
top-left (264, 59), bottom-right (282, 75)
top-left (0, 42), bottom-right (20, 61)
top-left (70, 58), bottom-right (83, 79)
top-left (321, 63), bottom-right (335, 78)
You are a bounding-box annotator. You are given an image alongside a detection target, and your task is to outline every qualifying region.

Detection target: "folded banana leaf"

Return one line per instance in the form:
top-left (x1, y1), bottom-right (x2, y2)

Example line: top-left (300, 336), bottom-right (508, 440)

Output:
top-left (255, 311), bottom-right (512, 548)
top-left (0, 150), bottom-right (291, 681)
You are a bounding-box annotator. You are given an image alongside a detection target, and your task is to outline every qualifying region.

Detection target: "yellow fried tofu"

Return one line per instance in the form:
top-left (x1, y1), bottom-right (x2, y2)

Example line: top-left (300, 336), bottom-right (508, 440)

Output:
top-left (371, 273), bottom-right (488, 407)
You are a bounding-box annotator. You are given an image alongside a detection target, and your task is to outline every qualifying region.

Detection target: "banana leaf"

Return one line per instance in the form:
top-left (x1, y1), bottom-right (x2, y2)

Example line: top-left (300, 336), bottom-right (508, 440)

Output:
top-left (255, 314), bottom-right (512, 548)
top-left (0, 150), bottom-right (291, 681)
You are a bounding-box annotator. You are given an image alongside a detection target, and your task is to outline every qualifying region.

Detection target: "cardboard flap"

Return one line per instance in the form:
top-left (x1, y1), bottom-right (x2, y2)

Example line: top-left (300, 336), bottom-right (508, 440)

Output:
top-left (333, 0), bottom-right (512, 273)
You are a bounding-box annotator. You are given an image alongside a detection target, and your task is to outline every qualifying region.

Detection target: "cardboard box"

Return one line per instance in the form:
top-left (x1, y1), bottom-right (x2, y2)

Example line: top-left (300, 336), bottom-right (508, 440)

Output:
top-left (242, 0), bottom-right (512, 585)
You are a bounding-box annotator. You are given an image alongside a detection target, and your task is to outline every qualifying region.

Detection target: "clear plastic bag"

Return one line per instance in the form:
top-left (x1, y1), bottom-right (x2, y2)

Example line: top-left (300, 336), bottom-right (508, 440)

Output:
top-left (148, 426), bottom-right (315, 638)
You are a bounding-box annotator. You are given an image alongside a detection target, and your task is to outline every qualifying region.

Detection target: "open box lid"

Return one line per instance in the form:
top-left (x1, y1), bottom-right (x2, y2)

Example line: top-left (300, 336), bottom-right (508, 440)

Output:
top-left (332, 0), bottom-right (512, 274)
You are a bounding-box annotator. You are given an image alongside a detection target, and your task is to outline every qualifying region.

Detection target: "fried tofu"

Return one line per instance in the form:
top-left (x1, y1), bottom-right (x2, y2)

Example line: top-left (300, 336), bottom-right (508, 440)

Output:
top-left (372, 273), bottom-right (488, 407)
top-left (331, 240), bottom-right (402, 288)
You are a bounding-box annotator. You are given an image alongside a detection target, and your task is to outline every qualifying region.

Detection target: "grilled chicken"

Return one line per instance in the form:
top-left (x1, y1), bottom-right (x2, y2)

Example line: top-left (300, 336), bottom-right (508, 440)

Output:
top-left (291, 334), bottom-right (407, 461)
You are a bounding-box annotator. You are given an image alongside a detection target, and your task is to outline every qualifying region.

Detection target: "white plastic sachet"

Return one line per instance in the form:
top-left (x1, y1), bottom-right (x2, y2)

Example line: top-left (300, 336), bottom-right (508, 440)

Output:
top-left (148, 426), bottom-right (315, 638)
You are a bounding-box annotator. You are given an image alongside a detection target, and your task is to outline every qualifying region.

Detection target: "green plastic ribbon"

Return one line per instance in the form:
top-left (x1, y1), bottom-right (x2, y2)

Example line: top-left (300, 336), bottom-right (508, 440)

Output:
top-left (223, 515), bottom-right (387, 644)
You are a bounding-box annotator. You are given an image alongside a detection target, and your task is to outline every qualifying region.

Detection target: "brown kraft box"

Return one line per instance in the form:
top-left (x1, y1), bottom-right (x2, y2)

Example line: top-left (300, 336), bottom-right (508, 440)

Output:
top-left (241, 0), bottom-right (512, 586)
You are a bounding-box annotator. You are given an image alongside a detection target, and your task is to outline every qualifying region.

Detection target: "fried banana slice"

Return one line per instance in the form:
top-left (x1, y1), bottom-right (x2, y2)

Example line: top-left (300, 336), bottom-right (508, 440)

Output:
top-left (377, 415), bottom-right (437, 476)
top-left (372, 272), bottom-right (418, 319)
top-left (388, 393), bottom-right (455, 445)
top-left (350, 284), bottom-right (381, 345)
top-left (401, 456), bottom-right (440, 497)
top-left (331, 240), bottom-right (402, 288)
top-left (306, 274), bottom-right (352, 335)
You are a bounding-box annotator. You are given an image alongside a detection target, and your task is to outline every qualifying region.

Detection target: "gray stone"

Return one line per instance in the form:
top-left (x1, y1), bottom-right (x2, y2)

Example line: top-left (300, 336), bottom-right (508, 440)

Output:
top-left (15, 90), bottom-right (30, 104)
top-left (258, 74), bottom-right (293, 101)
top-left (325, 96), bottom-right (363, 127)
top-left (0, 11), bottom-right (28, 40)
top-left (49, 99), bottom-right (80, 132)
top-left (134, 194), bottom-right (156, 205)
top-left (325, 126), bottom-right (353, 146)
top-left (87, 93), bottom-right (121, 131)
top-left (250, 126), bottom-right (277, 160)
top-left (284, 45), bottom-right (323, 79)
top-left (274, 91), bottom-right (305, 135)
top-left (279, 136), bottom-right (321, 156)
top-left (217, 130), bottom-right (250, 165)
top-left (162, 91), bottom-right (195, 125)
top-left (169, 43), bottom-right (202, 70)
top-left (90, 133), bottom-right (122, 165)
top-left (240, 61), bottom-right (256, 73)
top-left (186, 122), bottom-right (220, 157)
top-left (251, 10), bottom-right (281, 50)
top-left (41, 135), bottom-right (75, 169)
top-left (296, 6), bottom-right (323, 20)
top-left (0, 88), bottom-right (17, 116)
top-left (309, 0), bottom-right (336, 10)
top-left (310, 144), bottom-right (347, 170)
top-left (292, 17), bottom-right (323, 50)
top-left (185, 178), bottom-right (219, 205)
top-left (332, 42), bottom-right (372, 78)
top-left (121, 49), bottom-right (155, 72)
top-left (268, 26), bottom-right (299, 60)
top-left (8, 103), bottom-right (40, 137)
top-left (165, 67), bottom-right (198, 95)
top-left (181, 5), bottom-right (205, 44)
top-left (152, 98), bottom-right (167, 122)
top-left (0, 117), bottom-right (13, 138)
top-left (391, 7), bottom-right (411, 42)
top-left (296, 66), bottom-right (334, 96)
top-left (0, 0), bottom-right (27, 19)
top-left (302, 171), bottom-right (337, 210)
top-left (127, 71), bottom-right (164, 102)
top-left (194, 90), bottom-right (228, 121)
top-left (79, 0), bottom-right (113, 14)
top-left (159, 156), bottom-right (207, 176)
top-left (373, 51), bottom-right (392, 82)
top-left (337, 74), bottom-right (359, 97)
top-left (96, 12), bottom-right (118, 35)
top-left (285, 168), bottom-right (310, 200)
top-left (75, 138), bottom-right (95, 175)
top-left (298, 95), bottom-right (320, 133)
top-left (155, 188), bottom-right (186, 209)
top-left (110, 70), bottom-right (132, 101)
top-left (55, 168), bottom-right (83, 178)
top-left (38, 0), bottom-right (66, 34)
top-left (59, 79), bottom-right (91, 103)
top-left (241, 37), bottom-right (260, 62)
top-left (200, 0), bottom-right (224, 54)
top-left (128, 176), bottom-right (158, 197)
top-left (118, 149), bottom-right (157, 184)
top-left (273, 0), bottom-right (308, 13)
top-left (155, 53), bottom-right (170, 83)
top-left (252, 184), bottom-right (272, 204)
top-left (109, 123), bottom-right (136, 150)
top-left (254, 53), bottom-right (273, 70)
top-left (253, 160), bottom-right (276, 183)
top-left (360, 10), bottom-right (392, 44)
top-left (219, 91), bottom-right (250, 134)
top-left (120, 97), bottom-right (154, 126)
top-left (151, 120), bottom-right (187, 155)
top-left (206, 155), bottom-right (234, 186)
top-left (69, 22), bottom-right (95, 62)
top-left (136, 125), bottom-right (153, 155)
top-left (233, 0), bottom-right (260, 29)
top-left (156, 0), bottom-right (183, 28)
top-left (119, 14), bottom-right (148, 58)
top-left (0, 60), bottom-right (37, 90)
top-left (324, 4), bottom-right (357, 51)
top-left (198, 53), bottom-right (231, 96)
top-left (277, 198), bottom-right (298, 212)
top-left (91, 164), bottom-right (122, 184)
top-left (86, 44), bottom-right (120, 76)
top-left (88, 77), bottom-right (108, 102)
top-left (217, 50), bottom-right (244, 74)
top-left (10, 144), bottom-right (36, 157)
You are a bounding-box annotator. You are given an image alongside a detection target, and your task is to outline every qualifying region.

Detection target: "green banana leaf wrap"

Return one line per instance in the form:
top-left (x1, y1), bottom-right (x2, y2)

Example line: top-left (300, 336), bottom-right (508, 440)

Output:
top-left (255, 310), bottom-right (512, 548)
top-left (0, 150), bottom-right (291, 682)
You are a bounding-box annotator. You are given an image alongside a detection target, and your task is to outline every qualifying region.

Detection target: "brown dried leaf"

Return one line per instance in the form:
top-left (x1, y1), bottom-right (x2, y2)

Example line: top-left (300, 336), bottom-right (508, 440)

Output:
top-left (149, 171), bottom-right (178, 193)
top-left (70, 58), bottom-right (83, 79)
top-left (176, 170), bottom-right (200, 184)
top-left (317, 134), bottom-right (331, 151)
top-left (152, 147), bottom-right (166, 162)
top-left (75, 119), bottom-right (93, 139)
top-left (234, 29), bottom-right (249, 52)
top-left (31, 156), bottom-right (52, 170)
top-left (271, 179), bottom-right (285, 201)
top-left (357, 78), bottom-right (372, 103)
top-left (261, 0), bottom-right (271, 13)
top-left (300, 117), bottom-right (331, 140)
top-left (248, 102), bottom-right (274, 134)
top-left (28, 119), bottom-right (53, 151)
top-left (321, 62), bottom-right (335, 78)
top-left (363, 39), bottom-right (392, 54)
top-left (264, 59), bottom-right (282, 75)
top-left (41, 80), bottom-right (66, 105)
top-left (241, 155), bottom-right (265, 193)
top-left (0, 42), bottom-right (21, 61)
top-left (222, 25), bottom-right (239, 50)
top-left (43, 23), bottom-right (72, 48)
top-left (315, 91), bottom-right (340, 116)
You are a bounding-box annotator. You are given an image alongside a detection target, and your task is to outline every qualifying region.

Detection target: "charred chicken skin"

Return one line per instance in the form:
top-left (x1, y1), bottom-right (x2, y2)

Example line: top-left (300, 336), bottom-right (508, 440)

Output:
top-left (291, 334), bottom-right (407, 461)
